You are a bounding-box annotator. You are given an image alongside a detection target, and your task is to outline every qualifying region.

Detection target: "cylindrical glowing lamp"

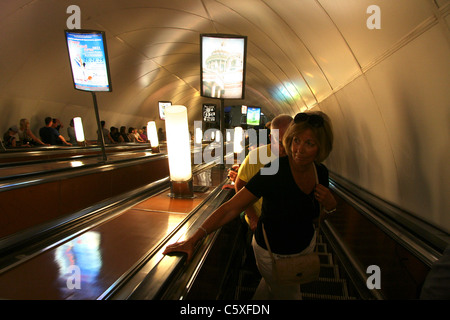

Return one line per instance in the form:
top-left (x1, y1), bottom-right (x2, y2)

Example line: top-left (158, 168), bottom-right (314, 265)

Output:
top-left (165, 105), bottom-right (193, 198)
top-left (234, 126), bottom-right (243, 154)
top-left (147, 121), bottom-right (159, 152)
top-left (73, 117), bottom-right (85, 145)
top-left (215, 129), bottom-right (221, 142)
top-left (195, 127), bottom-right (202, 144)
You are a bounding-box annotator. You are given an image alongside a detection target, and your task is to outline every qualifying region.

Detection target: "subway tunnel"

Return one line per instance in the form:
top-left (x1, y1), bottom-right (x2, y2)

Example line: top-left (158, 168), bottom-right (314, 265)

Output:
top-left (0, 0), bottom-right (449, 304)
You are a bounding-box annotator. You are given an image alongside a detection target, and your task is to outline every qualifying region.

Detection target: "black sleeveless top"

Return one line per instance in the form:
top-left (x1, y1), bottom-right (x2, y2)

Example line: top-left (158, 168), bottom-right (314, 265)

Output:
top-left (245, 156), bottom-right (329, 254)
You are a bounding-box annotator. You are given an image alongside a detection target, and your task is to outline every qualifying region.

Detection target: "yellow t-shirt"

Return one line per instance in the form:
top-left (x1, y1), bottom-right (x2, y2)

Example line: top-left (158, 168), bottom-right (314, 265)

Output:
top-left (237, 144), bottom-right (276, 225)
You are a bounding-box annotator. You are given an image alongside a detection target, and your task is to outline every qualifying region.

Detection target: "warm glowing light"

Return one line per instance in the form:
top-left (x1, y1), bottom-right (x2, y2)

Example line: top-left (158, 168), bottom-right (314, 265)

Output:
top-left (165, 105), bottom-right (192, 182)
top-left (280, 82), bottom-right (299, 101)
top-left (73, 117), bottom-right (85, 142)
top-left (195, 127), bottom-right (202, 144)
top-left (215, 130), bottom-right (221, 142)
top-left (70, 161), bottom-right (83, 167)
top-left (146, 121), bottom-right (159, 148)
top-left (234, 126), bottom-right (243, 153)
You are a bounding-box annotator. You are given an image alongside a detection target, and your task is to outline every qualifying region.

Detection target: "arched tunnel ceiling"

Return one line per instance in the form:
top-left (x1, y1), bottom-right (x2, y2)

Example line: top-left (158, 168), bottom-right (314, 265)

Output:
top-left (1, 1), bottom-right (450, 231)
top-left (1, 0), bottom-right (444, 123)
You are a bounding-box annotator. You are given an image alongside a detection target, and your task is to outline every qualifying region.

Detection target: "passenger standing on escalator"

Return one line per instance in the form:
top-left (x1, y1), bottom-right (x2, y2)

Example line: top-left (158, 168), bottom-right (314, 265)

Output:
top-left (119, 126), bottom-right (130, 143)
top-left (19, 118), bottom-right (48, 146)
top-left (229, 114), bottom-right (293, 232)
top-left (3, 125), bottom-right (30, 148)
top-left (39, 117), bottom-right (72, 146)
top-left (163, 111), bottom-right (337, 300)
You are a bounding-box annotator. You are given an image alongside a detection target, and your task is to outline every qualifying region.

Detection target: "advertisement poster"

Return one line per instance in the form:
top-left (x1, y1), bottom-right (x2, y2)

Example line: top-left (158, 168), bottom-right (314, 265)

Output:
top-left (203, 104), bottom-right (217, 123)
top-left (159, 101), bottom-right (172, 120)
top-left (65, 30), bottom-right (111, 92)
top-left (201, 35), bottom-right (246, 99)
top-left (247, 107), bottom-right (261, 126)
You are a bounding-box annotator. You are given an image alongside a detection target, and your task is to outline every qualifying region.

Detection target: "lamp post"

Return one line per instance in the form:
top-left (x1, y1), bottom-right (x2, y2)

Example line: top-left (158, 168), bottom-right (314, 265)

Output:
top-left (195, 127), bottom-right (202, 145)
top-left (165, 105), bottom-right (194, 198)
top-left (234, 126), bottom-right (243, 154)
top-left (234, 126), bottom-right (245, 163)
top-left (147, 121), bottom-right (159, 153)
top-left (73, 117), bottom-right (86, 146)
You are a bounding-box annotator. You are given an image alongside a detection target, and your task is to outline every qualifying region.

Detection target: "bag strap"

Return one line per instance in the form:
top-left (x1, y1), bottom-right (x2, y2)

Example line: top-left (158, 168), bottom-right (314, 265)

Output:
top-left (262, 223), bottom-right (276, 263)
top-left (313, 162), bottom-right (323, 233)
top-left (262, 163), bottom-right (322, 260)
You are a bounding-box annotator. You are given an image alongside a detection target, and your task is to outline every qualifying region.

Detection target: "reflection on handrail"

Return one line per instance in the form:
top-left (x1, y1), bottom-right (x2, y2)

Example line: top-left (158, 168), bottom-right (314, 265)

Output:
top-left (54, 231), bottom-right (103, 298)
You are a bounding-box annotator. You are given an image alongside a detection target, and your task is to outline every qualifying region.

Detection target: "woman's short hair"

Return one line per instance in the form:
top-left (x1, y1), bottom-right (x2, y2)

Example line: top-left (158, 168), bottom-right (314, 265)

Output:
top-left (20, 118), bottom-right (29, 128)
top-left (282, 111), bottom-right (333, 163)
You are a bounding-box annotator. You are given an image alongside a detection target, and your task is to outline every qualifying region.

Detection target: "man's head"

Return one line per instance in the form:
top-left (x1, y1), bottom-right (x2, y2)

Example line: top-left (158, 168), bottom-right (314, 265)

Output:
top-left (52, 118), bottom-right (62, 130)
top-left (44, 117), bottom-right (53, 126)
top-left (270, 114), bottom-right (293, 157)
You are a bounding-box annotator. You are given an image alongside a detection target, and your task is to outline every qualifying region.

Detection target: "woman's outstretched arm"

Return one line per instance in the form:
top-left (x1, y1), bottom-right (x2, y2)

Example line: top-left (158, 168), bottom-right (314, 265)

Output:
top-left (163, 187), bottom-right (257, 261)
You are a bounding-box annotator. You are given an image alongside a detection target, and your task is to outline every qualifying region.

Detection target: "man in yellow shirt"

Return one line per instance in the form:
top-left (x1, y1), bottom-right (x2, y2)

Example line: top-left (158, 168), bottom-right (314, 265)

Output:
top-left (231, 114), bottom-right (293, 231)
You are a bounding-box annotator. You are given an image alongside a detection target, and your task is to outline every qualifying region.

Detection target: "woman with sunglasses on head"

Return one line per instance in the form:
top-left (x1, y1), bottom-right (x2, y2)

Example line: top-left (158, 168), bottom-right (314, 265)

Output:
top-left (163, 111), bottom-right (336, 299)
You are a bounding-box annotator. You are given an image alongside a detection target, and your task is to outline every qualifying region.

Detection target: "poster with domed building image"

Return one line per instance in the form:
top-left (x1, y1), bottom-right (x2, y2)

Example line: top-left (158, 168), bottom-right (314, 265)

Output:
top-left (201, 34), bottom-right (247, 99)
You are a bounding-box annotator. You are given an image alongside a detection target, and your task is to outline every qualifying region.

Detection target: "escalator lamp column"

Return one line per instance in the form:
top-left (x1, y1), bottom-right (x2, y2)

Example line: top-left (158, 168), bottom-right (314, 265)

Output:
top-left (165, 105), bottom-right (194, 198)
top-left (74, 117), bottom-right (85, 144)
top-left (147, 121), bottom-right (159, 153)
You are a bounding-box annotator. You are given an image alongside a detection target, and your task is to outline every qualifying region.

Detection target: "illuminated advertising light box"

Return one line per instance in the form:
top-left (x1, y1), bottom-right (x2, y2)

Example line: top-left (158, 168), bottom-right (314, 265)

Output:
top-left (65, 30), bottom-right (112, 92)
top-left (202, 104), bottom-right (217, 123)
top-left (246, 107), bottom-right (261, 126)
top-left (159, 101), bottom-right (172, 120)
top-left (201, 34), bottom-right (247, 99)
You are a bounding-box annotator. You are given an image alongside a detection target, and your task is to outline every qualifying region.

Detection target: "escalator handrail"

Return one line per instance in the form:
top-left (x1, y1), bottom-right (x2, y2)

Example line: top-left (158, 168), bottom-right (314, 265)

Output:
top-left (329, 172), bottom-right (447, 267)
top-left (321, 219), bottom-right (385, 300)
top-left (0, 152), bottom-right (167, 190)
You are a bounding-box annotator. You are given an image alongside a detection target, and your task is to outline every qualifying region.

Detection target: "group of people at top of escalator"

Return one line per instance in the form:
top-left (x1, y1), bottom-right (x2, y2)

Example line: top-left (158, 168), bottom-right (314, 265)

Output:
top-left (2, 117), bottom-right (160, 149)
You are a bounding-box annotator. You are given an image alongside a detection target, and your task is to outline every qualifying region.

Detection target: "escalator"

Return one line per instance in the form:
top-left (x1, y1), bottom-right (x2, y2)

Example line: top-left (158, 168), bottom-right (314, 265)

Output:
top-left (109, 169), bottom-right (448, 301)
top-left (0, 152), bottom-right (446, 300)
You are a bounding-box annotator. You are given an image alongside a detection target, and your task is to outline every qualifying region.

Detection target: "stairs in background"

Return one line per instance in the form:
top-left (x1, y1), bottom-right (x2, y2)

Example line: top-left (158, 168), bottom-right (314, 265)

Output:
top-left (234, 230), bottom-right (360, 300)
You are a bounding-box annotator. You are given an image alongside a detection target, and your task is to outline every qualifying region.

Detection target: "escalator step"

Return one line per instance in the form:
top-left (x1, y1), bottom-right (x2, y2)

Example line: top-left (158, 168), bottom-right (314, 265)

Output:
top-left (235, 286), bottom-right (257, 300)
top-left (301, 278), bottom-right (348, 297)
top-left (316, 243), bottom-right (327, 253)
top-left (319, 265), bottom-right (340, 279)
top-left (318, 253), bottom-right (333, 265)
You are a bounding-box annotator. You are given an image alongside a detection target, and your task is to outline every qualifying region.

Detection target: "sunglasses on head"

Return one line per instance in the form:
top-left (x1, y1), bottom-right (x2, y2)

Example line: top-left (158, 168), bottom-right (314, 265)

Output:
top-left (294, 113), bottom-right (324, 128)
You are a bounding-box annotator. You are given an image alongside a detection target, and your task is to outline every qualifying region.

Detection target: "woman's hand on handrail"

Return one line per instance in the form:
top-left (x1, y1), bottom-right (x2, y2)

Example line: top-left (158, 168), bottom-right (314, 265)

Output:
top-left (163, 187), bottom-right (258, 262)
top-left (163, 235), bottom-right (200, 262)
